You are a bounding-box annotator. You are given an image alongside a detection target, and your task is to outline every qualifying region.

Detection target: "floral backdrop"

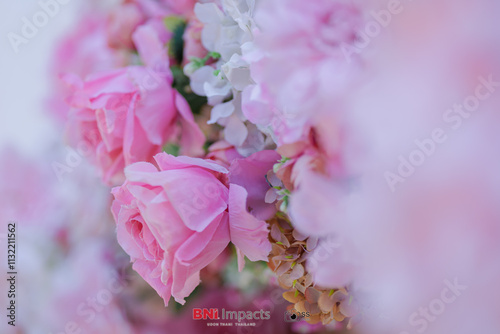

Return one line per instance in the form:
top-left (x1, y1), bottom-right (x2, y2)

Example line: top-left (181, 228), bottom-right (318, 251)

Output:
top-left (1, 0), bottom-right (500, 333)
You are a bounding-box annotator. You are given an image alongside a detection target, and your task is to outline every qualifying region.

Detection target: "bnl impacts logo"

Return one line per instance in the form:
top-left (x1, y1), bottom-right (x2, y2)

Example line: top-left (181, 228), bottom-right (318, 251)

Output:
top-left (193, 308), bottom-right (271, 321)
top-left (284, 309), bottom-right (310, 322)
top-left (193, 308), bottom-right (219, 320)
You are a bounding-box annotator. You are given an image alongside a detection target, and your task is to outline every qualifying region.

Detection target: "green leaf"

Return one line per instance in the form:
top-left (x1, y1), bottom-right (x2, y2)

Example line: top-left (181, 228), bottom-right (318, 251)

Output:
top-left (207, 51), bottom-right (221, 59)
top-left (163, 143), bottom-right (180, 156)
top-left (164, 16), bottom-right (185, 32)
top-left (166, 17), bottom-right (187, 65)
top-left (186, 52), bottom-right (222, 73)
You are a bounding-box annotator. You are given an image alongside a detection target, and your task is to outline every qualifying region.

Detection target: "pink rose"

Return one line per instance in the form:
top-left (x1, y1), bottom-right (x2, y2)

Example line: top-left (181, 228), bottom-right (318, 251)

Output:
top-left (206, 140), bottom-right (244, 167)
top-left (65, 23), bottom-right (204, 184)
top-left (106, 0), bottom-right (180, 51)
top-left (111, 152), bottom-right (272, 304)
top-left (107, 3), bottom-right (145, 50)
top-left (49, 14), bottom-right (127, 122)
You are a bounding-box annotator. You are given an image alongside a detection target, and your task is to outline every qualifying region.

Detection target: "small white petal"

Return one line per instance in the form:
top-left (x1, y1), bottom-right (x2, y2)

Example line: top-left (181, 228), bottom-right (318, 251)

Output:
top-left (224, 115), bottom-right (248, 147)
top-left (208, 101), bottom-right (235, 125)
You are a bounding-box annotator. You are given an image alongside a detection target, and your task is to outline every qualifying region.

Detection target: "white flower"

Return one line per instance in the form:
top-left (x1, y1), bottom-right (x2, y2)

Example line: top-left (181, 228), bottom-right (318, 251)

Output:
top-left (190, 65), bottom-right (231, 105)
top-left (188, 0), bottom-right (272, 156)
top-left (195, 0), bottom-right (255, 61)
top-left (222, 53), bottom-right (253, 91)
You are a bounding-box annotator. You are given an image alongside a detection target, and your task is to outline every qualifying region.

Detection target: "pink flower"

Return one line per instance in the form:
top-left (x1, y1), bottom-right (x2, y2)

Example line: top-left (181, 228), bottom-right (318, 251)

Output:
top-left (208, 145), bottom-right (280, 221)
top-left (161, 0), bottom-right (198, 16)
top-left (65, 23), bottom-right (204, 184)
top-left (183, 18), bottom-right (207, 64)
top-left (106, 0), bottom-right (181, 51)
top-left (53, 13), bottom-right (127, 78)
top-left (206, 140), bottom-right (244, 168)
top-left (280, 2), bottom-right (500, 331)
top-left (49, 14), bottom-right (127, 122)
top-left (107, 2), bottom-right (145, 50)
top-left (273, 109), bottom-right (354, 237)
top-left (243, 0), bottom-right (364, 144)
top-left (229, 150), bottom-right (280, 220)
top-left (111, 152), bottom-right (272, 304)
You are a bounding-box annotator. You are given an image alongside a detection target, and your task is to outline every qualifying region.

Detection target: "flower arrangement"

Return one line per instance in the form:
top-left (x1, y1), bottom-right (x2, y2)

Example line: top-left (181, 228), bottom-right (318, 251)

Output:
top-left (35, 0), bottom-right (500, 333)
